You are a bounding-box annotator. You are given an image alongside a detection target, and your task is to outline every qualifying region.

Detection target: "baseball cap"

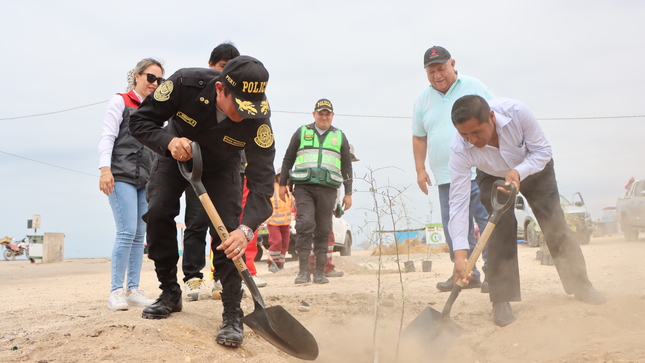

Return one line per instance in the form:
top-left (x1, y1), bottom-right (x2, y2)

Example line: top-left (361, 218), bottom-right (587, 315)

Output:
top-left (314, 98), bottom-right (333, 113)
top-left (220, 55), bottom-right (271, 119)
top-left (423, 46), bottom-right (451, 68)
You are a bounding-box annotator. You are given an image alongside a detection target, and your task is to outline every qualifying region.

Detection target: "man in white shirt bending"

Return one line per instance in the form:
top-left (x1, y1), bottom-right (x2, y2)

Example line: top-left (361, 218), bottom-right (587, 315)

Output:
top-left (448, 95), bottom-right (605, 327)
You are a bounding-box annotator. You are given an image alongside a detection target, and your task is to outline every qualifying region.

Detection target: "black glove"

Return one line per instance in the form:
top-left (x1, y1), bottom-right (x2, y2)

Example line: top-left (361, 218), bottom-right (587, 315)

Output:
top-left (333, 203), bottom-right (344, 218)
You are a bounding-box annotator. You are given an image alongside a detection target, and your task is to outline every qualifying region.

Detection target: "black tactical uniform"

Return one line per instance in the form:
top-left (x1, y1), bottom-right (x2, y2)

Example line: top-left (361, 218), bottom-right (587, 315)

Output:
top-left (129, 62), bottom-right (274, 345)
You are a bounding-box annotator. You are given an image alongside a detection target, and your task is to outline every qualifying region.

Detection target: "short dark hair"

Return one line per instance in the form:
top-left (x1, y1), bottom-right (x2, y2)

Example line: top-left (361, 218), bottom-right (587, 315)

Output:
top-left (209, 42), bottom-right (240, 65)
top-left (451, 95), bottom-right (491, 126)
top-left (220, 80), bottom-right (232, 97)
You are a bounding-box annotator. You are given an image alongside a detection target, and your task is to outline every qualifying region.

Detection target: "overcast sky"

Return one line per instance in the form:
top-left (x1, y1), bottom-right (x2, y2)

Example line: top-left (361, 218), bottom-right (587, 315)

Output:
top-left (1, 1), bottom-right (643, 258)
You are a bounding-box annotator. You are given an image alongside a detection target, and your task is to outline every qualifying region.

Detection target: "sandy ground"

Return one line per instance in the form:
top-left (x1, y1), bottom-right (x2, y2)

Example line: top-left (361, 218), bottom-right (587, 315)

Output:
top-left (1, 235), bottom-right (645, 363)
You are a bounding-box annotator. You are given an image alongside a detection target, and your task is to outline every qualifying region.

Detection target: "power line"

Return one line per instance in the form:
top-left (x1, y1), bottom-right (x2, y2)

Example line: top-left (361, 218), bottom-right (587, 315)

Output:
top-left (0, 150), bottom-right (97, 178)
top-left (273, 110), bottom-right (412, 119)
top-left (276, 111), bottom-right (645, 120)
top-left (538, 115), bottom-right (645, 120)
top-left (0, 100), bottom-right (109, 121)
top-left (1, 100), bottom-right (644, 121)
top-left (1, 103), bottom-right (643, 179)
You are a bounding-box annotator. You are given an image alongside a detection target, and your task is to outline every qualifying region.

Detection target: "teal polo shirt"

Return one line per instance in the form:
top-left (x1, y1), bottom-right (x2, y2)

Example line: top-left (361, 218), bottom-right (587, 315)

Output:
top-left (412, 73), bottom-right (494, 185)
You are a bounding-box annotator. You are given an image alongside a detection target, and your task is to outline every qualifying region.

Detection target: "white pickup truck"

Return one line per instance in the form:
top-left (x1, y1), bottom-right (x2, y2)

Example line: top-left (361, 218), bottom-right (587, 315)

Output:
top-left (616, 178), bottom-right (645, 241)
top-left (515, 192), bottom-right (593, 246)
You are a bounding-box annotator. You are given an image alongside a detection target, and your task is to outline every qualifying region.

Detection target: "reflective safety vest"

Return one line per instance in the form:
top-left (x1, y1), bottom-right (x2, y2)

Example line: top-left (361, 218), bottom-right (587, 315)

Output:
top-left (268, 182), bottom-right (293, 226)
top-left (291, 125), bottom-right (344, 188)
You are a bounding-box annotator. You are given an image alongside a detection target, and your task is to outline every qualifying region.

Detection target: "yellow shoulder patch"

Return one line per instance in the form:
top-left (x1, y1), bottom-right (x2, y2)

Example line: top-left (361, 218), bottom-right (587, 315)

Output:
top-left (154, 80), bottom-right (173, 102)
top-left (254, 124), bottom-right (273, 148)
top-left (176, 111), bottom-right (196, 127)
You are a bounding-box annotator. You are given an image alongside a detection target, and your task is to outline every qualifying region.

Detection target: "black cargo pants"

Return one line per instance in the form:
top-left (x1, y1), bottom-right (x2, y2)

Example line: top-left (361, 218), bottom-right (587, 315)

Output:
top-left (144, 156), bottom-right (243, 289)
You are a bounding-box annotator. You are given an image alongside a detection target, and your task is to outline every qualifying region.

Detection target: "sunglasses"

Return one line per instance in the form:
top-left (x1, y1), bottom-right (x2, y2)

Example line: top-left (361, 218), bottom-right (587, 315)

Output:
top-left (140, 72), bottom-right (165, 85)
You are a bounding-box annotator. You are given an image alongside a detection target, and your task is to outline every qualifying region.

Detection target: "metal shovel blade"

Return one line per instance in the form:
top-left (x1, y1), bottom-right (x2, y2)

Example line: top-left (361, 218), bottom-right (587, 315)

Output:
top-left (403, 305), bottom-right (464, 342)
top-left (237, 263), bottom-right (318, 360)
top-left (242, 304), bottom-right (319, 360)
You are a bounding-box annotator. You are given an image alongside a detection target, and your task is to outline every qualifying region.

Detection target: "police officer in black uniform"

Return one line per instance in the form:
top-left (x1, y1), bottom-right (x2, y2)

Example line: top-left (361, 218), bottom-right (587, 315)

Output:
top-left (129, 56), bottom-right (275, 347)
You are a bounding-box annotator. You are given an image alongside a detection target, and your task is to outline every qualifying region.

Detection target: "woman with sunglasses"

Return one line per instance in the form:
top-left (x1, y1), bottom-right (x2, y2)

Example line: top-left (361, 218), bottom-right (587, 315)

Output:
top-left (98, 58), bottom-right (165, 311)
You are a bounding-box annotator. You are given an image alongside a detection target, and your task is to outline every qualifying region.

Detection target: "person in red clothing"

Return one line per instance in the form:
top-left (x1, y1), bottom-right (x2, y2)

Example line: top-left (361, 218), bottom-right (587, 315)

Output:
top-left (241, 177), bottom-right (267, 287)
top-left (267, 168), bottom-right (294, 271)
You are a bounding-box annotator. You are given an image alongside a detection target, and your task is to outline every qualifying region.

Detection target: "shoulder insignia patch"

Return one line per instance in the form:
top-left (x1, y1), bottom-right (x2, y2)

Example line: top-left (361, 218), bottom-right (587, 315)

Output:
top-left (154, 80), bottom-right (173, 102)
top-left (254, 124), bottom-right (274, 148)
top-left (223, 136), bottom-right (246, 147)
top-left (176, 111), bottom-right (197, 127)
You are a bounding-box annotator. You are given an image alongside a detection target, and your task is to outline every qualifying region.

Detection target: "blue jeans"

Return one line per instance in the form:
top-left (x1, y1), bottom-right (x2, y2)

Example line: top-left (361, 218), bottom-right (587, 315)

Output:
top-left (470, 182), bottom-right (490, 274)
top-left (438, 180), bottom-right (490, 279)
top-left (108, 181), bottom-right (148, 292)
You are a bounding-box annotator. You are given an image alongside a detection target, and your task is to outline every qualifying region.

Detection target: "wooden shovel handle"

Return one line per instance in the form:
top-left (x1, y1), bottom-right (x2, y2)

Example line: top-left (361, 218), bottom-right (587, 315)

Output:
top-left (456, 180), bottom-right (516, 287)
top-left (197, 192), bottom-right (248, 274)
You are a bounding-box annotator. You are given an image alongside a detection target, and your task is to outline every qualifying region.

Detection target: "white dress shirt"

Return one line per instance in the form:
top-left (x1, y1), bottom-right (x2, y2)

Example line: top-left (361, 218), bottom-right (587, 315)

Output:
top-left (448, 98), bottom-right (552, 250)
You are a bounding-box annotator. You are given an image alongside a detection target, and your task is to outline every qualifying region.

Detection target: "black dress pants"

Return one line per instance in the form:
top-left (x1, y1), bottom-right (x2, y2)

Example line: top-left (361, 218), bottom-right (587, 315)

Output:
top-left (181, 187), bottom-right (209, 282)
top-left (476, 159), bottom-right (592, 303)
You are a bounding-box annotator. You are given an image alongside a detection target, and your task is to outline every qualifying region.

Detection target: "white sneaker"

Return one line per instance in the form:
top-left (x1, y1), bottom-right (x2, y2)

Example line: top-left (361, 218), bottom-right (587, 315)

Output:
top-left (108, 288), bottom-right (128, 311)
top-left (185, 277), bottom-right (205, 302)
top-left (252, 275), bottom-right (268, 288)
top-left (125, 288), bottom-right (155, 307)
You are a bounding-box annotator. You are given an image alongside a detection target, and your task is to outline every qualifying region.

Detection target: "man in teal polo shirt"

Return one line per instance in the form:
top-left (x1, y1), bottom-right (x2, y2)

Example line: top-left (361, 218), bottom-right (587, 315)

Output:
top-left (412, 46), bottom-right (493, 292)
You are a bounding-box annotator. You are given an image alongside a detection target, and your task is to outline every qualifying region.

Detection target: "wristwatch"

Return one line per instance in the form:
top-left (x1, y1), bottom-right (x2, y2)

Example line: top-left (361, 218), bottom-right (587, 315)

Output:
top-left (237, 225), bottom-right (254, 242)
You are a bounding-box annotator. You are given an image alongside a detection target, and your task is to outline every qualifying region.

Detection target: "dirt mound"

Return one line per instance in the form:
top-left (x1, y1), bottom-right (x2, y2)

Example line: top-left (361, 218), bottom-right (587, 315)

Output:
top-left (328, 255), bottom-right (370, 274)
top-left (371, 238), bottom-right (449, 256)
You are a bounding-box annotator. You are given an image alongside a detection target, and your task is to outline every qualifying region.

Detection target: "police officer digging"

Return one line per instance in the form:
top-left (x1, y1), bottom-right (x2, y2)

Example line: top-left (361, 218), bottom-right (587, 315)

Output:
top-left (279, 98), bottom-right (353, 285)
top-left (129, 56), bottom-right (275, 347)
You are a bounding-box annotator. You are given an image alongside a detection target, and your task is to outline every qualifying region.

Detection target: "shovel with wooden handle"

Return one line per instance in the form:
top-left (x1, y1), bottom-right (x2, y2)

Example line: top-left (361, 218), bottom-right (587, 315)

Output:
top-left (179, 142), bottom-right (319, 360)
top-left (403, 180), bottom-right (517, 341)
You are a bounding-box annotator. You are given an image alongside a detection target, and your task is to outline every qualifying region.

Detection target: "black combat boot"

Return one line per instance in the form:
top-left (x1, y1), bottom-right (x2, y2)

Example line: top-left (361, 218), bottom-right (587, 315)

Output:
top-left (312, 252), bottom-right (329, 284)
top-left (142, 267), bottom-right (182, 319)
top-left (216, 283), bottom-right (244, 347)
top-left (294, 253), bottom-right (311, 284)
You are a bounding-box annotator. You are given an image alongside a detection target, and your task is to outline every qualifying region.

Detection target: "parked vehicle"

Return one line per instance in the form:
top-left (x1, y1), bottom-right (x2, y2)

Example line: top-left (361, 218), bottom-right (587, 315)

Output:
top-left (2, 237), bottom-right (30, 261)
top-left (616, 178), bottom-right (645, 241)
top-left (514, 195), bottom-right (541, 247)
top-left (515, 192), bottom-right (593, 247)
top-left (256, 215), bottom-right (353, 261)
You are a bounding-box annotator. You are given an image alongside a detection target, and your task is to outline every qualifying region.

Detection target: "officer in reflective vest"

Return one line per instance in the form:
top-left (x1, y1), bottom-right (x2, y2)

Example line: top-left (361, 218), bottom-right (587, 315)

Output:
top-left (278, 98), bottom-right (353, 284)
